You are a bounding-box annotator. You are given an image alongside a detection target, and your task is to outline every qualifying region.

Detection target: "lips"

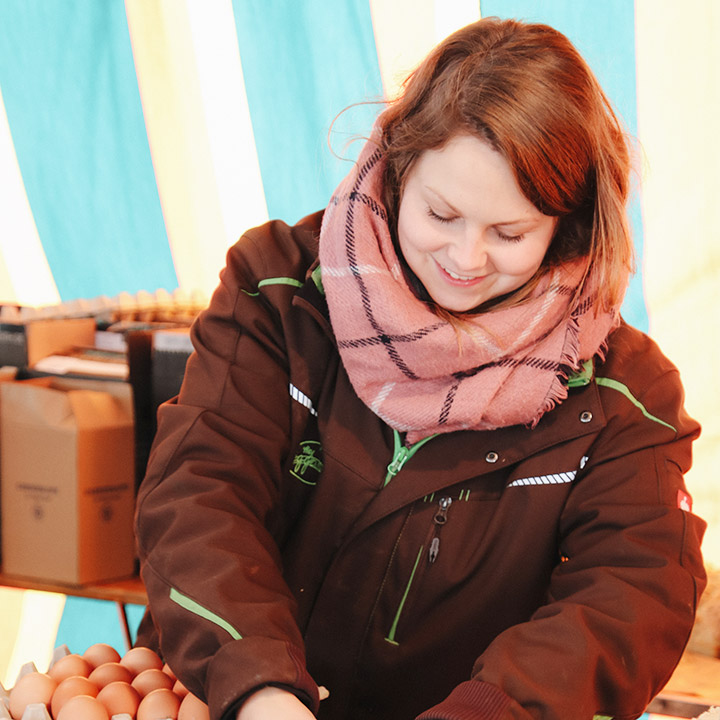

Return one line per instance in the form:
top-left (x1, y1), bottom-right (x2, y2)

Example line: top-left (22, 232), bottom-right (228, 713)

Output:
top-left (437, 260), bottom-right (484, 285)
top-left (443, 266), bottom-right (475, 281)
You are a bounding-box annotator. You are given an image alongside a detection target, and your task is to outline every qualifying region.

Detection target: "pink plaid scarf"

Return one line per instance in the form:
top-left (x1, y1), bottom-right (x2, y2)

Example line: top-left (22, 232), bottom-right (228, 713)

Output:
top-left (319, 138), bottom-right (623, 442)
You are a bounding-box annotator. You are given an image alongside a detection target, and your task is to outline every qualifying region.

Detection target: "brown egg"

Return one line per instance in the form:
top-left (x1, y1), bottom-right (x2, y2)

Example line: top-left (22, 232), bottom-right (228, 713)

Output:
top-left (178, 692), bottom-right (210, 720)
top-left (51, 676), bottom-right (98, 718)
top-left (172, 679), bottom-right (188, 700)
top-left (88, 662), bottom-right (134, 689)
top-left (82, 644), bottom-right (121, 669)
top-left (131, 669), bottom-right (174, 698)
top-left (8, 672), bottom-right (57, 720)
top-left (161, 664), bottom-right (177, 682)
top-left (48, 654), bottom-right (93, 682)
top-left (96, 681), bottom-right (141, 718)
top-left (136, 688), bottom-right (181, 720)
top-left (56, 695), bottom-right (109, 720)
top-left (119, 648), bottom-right (164, 677)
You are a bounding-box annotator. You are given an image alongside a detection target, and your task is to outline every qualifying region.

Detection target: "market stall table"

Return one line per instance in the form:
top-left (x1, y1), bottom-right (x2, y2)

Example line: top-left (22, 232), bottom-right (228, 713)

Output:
top-left (0, 567), bottom-right (147, 650)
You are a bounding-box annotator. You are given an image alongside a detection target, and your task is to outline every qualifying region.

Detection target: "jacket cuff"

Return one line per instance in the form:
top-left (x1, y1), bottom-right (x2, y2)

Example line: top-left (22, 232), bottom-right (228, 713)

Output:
top-left (416, 680), bottom-right (512, 720)
top-left (207, 637), bottom-right (319, 720)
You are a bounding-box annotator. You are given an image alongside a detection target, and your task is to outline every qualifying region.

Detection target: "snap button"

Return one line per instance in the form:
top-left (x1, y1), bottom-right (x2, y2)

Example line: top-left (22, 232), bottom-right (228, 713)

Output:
top-left (485, 451), bottom-right (499, 463)
top-left (580, 411), bottom-right (593, 423)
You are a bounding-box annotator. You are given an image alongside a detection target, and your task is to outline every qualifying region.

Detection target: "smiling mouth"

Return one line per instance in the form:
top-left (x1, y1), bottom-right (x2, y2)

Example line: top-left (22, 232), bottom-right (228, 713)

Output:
top-left (444, 267), bottom-right (474, 280)
top-left (438, 262), bottom-right (483, 284)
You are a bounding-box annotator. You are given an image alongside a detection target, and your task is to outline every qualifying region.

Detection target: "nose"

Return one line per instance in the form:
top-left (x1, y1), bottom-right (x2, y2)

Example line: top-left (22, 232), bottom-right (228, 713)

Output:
top-left (446, 229), bottom-right (488, 272)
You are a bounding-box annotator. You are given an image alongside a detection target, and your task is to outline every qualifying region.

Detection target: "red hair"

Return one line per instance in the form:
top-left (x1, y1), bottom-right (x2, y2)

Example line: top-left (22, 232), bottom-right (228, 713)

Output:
top-left (378, 17), bottom-right (634, 313)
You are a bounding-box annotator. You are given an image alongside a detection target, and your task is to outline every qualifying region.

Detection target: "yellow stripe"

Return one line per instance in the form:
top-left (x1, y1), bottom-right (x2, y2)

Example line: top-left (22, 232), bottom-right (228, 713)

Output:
top-left (0, 88), bottom-right (60, 307)
top-left (369, 0), bottom-right (436, 100)
top-left (0, 588), bottom-right (24, 687)
top-left (124, 0), bottom-right (230, 297)
top-left (369, 0), bottom-right (480, 101)
top-left (635, 0), bottom-right (720, 560)
top-left (1, 589), bottom-right (65, 687)
top-left (433, 0), bottom-right (481, 43)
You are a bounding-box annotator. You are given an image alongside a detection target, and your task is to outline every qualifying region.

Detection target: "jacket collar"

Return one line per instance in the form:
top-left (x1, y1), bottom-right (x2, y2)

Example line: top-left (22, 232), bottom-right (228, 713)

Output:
top-left (293, 260), bottom-right (333, 339)
top-left (293, 263), bottom-right (607, 533)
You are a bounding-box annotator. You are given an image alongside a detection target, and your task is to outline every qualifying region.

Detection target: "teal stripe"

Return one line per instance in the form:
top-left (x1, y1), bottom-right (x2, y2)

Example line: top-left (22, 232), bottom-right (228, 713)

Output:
top-left (231, 0), bottom-right (384, 224)
top-left (596, 377), bottom-right (676, 433)
top-left (170, 588), bottom-right (242, 640)
top-left (55, 596), bottom-right (145, 656)
top-left (478, 0), bottom-right (648, 333)
top-left (0, 1), bottom-right (176, 300)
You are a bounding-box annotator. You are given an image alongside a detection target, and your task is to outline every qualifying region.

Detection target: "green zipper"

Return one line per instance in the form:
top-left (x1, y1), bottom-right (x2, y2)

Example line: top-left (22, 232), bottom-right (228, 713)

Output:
top-left (383, 430), bottom-right (442, 646)
top-left (385, 545), bottom-right (425, 645)
top-left (384, 429), bottom-right (437, 486)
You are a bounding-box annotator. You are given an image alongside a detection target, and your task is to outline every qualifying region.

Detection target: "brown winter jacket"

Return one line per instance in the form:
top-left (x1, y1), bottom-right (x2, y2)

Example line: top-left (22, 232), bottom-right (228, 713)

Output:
top-left (134, 211), bottom-right (706, 720)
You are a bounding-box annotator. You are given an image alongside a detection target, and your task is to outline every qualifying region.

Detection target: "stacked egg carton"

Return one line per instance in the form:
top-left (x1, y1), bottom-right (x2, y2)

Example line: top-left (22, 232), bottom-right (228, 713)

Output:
top-left (0, 289), bottom-right (209, 329)
top-left (0, 644), bottom-right (208, 720)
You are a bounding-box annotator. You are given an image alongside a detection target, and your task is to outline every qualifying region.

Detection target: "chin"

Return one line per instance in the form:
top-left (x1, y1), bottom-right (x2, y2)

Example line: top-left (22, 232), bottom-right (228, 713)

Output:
top-left (432, 296), bottom-right (486, 314)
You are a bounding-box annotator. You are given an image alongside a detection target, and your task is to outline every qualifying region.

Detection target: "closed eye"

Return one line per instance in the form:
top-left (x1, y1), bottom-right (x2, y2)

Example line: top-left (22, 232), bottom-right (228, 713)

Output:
top-left (426, 206), bottom-right (456, 224)
top-left (497, 230), bottom-right (525, 243)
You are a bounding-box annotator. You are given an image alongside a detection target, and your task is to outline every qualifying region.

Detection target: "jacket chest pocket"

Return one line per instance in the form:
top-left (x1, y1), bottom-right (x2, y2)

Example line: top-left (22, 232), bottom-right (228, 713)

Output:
top-left (382, 490), bottom-right (500, 647)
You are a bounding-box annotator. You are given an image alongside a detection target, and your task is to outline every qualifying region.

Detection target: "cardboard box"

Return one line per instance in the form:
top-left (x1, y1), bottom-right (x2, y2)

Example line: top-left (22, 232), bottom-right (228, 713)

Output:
top-left (0, 317), bottom-right (96, 368)
top-left (0, 377), bottom-right (136, 585)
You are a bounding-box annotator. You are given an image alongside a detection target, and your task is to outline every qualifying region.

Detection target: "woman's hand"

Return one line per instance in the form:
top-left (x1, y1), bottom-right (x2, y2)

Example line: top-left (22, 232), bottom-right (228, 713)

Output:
top-left (236, 686), bottom-right (317, 719)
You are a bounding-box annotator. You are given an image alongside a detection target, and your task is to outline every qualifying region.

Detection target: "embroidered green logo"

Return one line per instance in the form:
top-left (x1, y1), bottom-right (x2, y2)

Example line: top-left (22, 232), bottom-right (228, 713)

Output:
top-left (291, 440), bottom-right (323, 485)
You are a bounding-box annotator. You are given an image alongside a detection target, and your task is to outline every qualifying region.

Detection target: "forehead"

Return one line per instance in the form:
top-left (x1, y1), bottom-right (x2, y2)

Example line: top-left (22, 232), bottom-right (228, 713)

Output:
top-left (407, 134), bottom-right (541, 218)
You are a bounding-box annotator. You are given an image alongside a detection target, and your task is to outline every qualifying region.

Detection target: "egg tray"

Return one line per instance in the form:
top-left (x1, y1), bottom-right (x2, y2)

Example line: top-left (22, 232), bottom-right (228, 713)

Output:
top-left (0, 288), bottom-right (209, 327)
top-left (0, 644), bottom-right (209, 720)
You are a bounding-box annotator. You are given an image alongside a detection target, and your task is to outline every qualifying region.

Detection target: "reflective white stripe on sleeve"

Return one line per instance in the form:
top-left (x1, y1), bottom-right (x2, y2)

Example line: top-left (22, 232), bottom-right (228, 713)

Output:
top-left (508, 470), bottom-right (577, 487)
top-left (289, 383), bottom-right (318, 416)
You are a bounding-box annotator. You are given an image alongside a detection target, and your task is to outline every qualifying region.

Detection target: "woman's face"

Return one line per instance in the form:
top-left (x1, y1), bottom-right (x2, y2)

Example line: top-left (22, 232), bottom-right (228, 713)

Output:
top-left (397, 134), bottom-right (557, 313)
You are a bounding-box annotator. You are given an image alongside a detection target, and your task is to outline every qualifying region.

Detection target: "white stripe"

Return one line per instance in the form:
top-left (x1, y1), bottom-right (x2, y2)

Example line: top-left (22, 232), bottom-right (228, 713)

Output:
top-left (289, 383), bottom-right (317, 416)
top-left (510, 269), bottom-right (562, 353)
top-left (185, 0), bottom-right (268, 247)
top-left (321, 263), bottom-right (388, 278)
top-left (371, 381), bottom-right (395, 415)
top-left (508, 470), bottom-right (578, 488)
top-left (0, 87), bottom-right (61, 307)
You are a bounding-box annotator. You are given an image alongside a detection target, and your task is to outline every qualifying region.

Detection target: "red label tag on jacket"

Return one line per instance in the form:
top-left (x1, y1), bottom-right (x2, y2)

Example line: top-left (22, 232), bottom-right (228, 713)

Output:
top-left (677, 489), bottom-right (692, 512)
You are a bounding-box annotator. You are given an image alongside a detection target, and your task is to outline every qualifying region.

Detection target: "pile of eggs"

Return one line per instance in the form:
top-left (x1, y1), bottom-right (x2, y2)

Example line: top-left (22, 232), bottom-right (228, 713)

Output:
top-left (0, 644), bottom-right (209, 720)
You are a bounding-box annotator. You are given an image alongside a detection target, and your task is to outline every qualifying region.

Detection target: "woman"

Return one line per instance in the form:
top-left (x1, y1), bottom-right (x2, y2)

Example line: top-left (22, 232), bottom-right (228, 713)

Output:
top-left (134, 17), bottom-right (706, 720)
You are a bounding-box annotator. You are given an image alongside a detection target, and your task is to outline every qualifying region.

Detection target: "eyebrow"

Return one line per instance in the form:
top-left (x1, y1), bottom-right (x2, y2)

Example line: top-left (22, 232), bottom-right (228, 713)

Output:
top-left (495, 218), bottom-right (541, 229)
top-left (425, 185), bottom-right (544, 227)
top-left (425, 186), bottom-right (461, 215)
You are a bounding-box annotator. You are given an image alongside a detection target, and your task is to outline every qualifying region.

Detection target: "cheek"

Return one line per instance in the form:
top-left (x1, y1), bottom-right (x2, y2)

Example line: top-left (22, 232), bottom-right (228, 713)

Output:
top-left (401, 213), bottom-right (451, 260)
top-left (497, 241), bottom-right (549, 277)
top-left (398, 210), bottom-right (431, 258)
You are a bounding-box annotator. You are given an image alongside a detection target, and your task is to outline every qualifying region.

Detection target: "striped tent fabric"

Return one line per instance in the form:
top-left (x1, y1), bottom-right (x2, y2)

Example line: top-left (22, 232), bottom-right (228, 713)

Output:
top-left (0, 1), bottom-right (717, 707)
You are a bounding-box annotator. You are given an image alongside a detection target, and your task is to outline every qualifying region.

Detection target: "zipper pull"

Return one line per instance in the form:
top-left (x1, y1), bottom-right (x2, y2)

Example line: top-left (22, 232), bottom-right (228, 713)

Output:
top-left (434, 496), bottom-right (452, 524)
top-left (428, 537), bottom-right (440, 563)
top-left (385, 445), bottom-right (410, 484)
top-left (428, 497), bottom-right (452, 563)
